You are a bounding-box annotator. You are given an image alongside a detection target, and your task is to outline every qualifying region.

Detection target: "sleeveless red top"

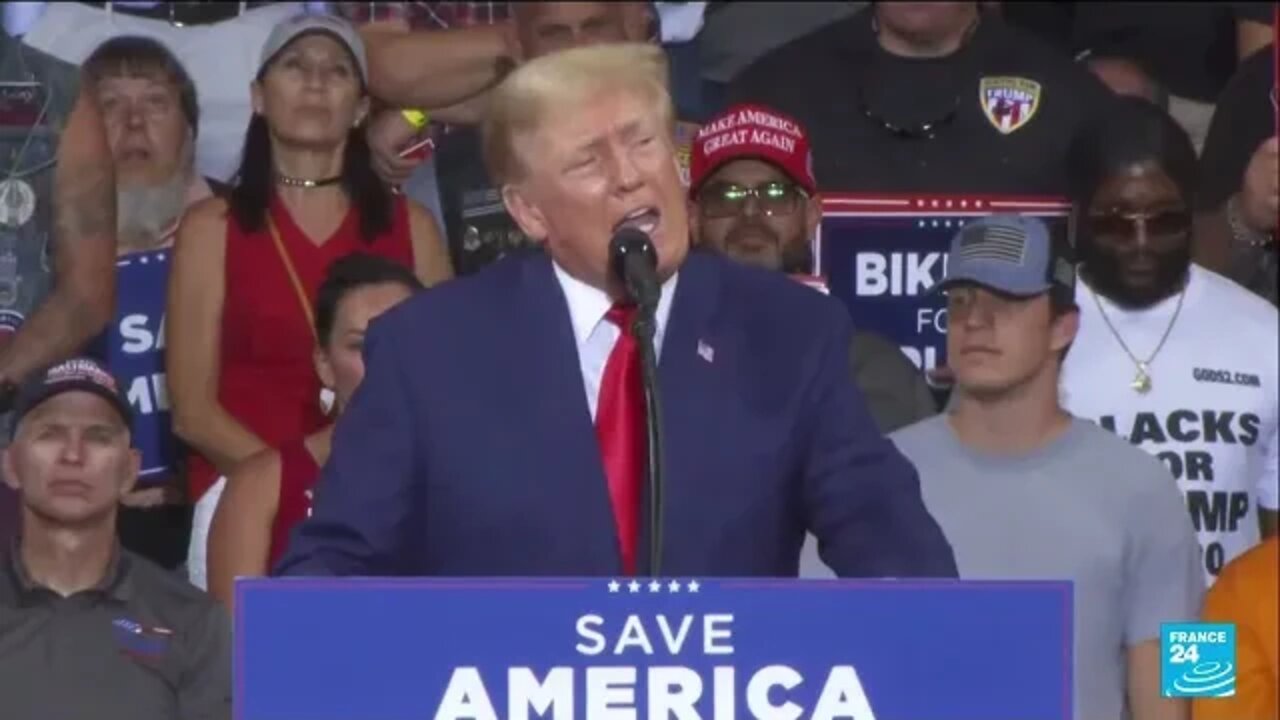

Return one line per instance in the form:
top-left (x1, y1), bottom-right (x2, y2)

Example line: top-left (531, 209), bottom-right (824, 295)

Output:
top-left (269, 437), bottom-right (321, 569)
top-left (188, 194), bottom-right (415, 500)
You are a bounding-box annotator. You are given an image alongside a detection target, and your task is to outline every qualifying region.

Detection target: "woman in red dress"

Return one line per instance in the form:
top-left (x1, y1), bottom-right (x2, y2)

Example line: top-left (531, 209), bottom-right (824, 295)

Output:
top-left (207, 253), bottom-right (420, 609)
top-left (167, 14), bottom-right (452, 587)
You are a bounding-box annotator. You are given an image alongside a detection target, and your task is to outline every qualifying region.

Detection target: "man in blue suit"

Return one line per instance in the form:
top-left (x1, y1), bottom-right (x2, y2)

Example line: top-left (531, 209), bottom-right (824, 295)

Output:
top-left (276, 43), bottom-right (957, 579)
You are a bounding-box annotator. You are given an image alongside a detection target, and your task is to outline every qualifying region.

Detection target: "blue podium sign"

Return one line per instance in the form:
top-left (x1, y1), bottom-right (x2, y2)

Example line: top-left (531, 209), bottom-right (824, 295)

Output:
top-left (816, 194), bottom-right (1072, 374)
top-left (236, 578), bottom-right (1072, 720)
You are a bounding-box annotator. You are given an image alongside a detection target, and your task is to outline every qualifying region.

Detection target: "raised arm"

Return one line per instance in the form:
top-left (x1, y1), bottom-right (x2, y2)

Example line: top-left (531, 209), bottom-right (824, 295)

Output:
top-left (362, 23), bottom-right (514, 110)
top-left (0, 89), bottom-right (115, 386)
top-left (207, 449), bottom-right (281, 610)
top-left (166, 199), bottom-right (268, 474)
top-left (803, 304), bottom-right (957, 578)
top-left (405, 199), bottom-right (454, 286)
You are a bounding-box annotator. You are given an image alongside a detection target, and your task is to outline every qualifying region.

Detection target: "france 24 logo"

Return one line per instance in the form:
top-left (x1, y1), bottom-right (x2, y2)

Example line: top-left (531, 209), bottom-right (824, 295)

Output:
top-left (1161, 623), bottom-right (1235, 698)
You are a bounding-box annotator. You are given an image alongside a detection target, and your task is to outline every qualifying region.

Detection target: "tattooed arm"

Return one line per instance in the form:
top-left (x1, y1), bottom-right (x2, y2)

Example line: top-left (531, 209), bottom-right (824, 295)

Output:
top-left (0, 89), bottom-right (116, 386)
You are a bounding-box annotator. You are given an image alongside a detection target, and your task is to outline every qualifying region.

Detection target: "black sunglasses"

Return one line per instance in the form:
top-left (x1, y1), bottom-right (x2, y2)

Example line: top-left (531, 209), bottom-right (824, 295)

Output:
top-left (1087, 210), bottom-right (1191, 239)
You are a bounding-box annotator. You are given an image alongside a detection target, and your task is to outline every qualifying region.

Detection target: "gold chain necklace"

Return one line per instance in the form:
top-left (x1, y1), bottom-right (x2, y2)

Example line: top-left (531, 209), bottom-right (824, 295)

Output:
top-left (1088, 281), bottom-right (1187, 394)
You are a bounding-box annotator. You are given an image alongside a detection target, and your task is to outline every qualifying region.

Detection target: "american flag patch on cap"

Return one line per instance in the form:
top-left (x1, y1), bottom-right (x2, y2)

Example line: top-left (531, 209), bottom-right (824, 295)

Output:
top-left (957, 223), bottom-right (1027, 264)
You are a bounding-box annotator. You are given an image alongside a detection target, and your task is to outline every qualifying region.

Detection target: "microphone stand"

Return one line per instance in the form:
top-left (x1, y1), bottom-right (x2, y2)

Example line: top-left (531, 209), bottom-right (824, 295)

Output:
top-left (631, 307), bottom-right (664, 578)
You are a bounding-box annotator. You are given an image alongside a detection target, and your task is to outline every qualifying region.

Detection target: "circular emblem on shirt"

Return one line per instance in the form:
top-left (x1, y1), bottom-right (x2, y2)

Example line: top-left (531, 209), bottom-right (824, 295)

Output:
top-left (0, 179), bottom-right (36, 228)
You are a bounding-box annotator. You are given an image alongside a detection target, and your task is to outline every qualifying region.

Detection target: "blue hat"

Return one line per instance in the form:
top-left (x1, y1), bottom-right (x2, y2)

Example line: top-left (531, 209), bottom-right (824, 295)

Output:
top-left (11, 357), bottom-right (132, 438)
top-left (930, 214), bottom-right (1075, 298)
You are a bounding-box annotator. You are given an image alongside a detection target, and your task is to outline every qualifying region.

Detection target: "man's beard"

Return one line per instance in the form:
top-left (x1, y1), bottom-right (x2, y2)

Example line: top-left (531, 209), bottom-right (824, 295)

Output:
top-left (722, 219), bottom-right (814, 275)
top-left (1077, 233), bottom-right (1192, 310)
top-left (117, 170), bottom-right (191, 252)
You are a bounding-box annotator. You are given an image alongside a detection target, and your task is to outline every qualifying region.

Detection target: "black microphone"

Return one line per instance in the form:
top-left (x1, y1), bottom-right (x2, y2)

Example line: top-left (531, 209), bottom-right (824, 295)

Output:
top-left (607, 227), bottom-right (665, 578)
top-left (608, 228), bottom-right (661, 315)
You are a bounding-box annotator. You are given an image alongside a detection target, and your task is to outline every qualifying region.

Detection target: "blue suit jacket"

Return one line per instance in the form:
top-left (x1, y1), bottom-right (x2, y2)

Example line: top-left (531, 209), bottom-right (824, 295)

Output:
top-left (276, 249), bottom-right (956, 578)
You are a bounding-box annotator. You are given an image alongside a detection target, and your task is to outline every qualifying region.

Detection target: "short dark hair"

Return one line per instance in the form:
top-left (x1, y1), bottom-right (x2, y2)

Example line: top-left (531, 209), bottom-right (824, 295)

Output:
top-left (1068, 96), bottom-right (1199, 213)
top-left (313, 253), bottom-right (422, 346)
top-left (82, 35), bottom-right (200, 137)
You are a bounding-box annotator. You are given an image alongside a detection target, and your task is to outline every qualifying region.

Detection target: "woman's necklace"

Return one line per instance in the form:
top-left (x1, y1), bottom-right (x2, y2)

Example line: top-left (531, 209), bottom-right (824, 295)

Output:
top-left (275, 173), bottom-right (342, 189)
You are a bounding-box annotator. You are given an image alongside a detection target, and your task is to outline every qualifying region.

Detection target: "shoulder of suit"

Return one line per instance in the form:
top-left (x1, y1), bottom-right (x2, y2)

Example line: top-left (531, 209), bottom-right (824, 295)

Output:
top-left (731, 11), bottom-right (861, 89)
top-left (373, 250), bottom-right (534, 326)
top-left (714, 254), bottom-right (847, 320)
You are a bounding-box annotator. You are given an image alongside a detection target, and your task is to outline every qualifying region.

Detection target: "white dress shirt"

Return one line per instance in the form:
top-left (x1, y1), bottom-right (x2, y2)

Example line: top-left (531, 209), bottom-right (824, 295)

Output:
top-left (553, 261), bottom-right (677, 421)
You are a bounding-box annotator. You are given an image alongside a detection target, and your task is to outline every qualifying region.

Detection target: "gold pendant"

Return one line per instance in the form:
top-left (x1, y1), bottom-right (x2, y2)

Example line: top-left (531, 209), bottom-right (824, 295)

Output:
top-left (1131, 363), bottom-right (1152, 394)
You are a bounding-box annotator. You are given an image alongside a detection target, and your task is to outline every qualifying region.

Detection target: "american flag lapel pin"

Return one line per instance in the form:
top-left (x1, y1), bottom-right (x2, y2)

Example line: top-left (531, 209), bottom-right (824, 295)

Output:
top-left (697, 339), bottom-right (715, 364)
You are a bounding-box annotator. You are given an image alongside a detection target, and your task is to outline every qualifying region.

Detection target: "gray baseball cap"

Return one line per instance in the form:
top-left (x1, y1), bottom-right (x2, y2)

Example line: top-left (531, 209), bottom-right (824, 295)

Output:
top-left (259, 13), bottom-right (368, 85)
top-left (930, 214), bottom-right (1076, 299)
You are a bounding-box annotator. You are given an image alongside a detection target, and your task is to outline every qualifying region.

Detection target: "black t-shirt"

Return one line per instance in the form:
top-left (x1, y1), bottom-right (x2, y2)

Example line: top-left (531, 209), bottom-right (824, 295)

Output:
top-left (1231, 1), bottom-right (1277, 26)
top-left (77, 1), bottom-right (275, 24)
top-left (1197, 48), bottom-right (1275, 211)
top-left (434, 126), bottom-right (537, 277)
top-left (727, 7), bottom-right (1114, 196)
top-left (1071, 2), bottom-right (1239, 102)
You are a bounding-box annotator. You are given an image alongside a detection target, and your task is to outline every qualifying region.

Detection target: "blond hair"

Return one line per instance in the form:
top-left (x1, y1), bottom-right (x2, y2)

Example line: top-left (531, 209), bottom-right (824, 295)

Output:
top-left (482, 43), bottom-right (673, 185)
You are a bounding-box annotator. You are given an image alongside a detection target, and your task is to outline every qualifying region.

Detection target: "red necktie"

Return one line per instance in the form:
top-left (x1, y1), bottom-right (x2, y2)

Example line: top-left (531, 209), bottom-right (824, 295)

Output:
top-left (595, 303), bottom-right (644, 575)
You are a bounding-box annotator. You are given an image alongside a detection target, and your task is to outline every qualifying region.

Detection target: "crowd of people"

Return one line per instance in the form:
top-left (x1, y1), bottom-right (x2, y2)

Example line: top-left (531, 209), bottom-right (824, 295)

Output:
top-left (0, 2), bottom-right (1276, 719)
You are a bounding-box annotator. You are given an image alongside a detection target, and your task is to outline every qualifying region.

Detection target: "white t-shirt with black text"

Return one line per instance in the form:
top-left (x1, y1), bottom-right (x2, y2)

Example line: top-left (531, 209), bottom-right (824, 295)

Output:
top-left (1062, 265), bottom-right (1280, 587)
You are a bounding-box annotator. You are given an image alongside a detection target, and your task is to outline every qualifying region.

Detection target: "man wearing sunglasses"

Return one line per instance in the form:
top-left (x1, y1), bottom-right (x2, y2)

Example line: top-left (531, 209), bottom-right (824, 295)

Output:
top-left (1062, 97), bottom-right (1280, 590)
top-left (688, 102), bottom-right (936, 435)
top-left (688, 103), bottom-right (938, 581)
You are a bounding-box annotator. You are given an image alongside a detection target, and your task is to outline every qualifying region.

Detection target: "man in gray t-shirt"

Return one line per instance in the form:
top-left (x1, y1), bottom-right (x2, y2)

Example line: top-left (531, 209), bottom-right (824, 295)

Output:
top-left (895, 215), bottom-right (1203, 720)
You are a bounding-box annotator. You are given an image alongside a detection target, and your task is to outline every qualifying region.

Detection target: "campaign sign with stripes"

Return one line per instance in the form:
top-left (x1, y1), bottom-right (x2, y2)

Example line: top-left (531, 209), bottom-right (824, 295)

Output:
top-left (235, 578), bottom-right (1072, 720)
top-left (816, 194), bottom-right (1072, 375)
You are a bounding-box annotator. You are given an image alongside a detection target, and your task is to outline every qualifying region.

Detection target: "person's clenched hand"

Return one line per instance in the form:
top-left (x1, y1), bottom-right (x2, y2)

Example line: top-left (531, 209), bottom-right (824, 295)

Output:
top-left (1240, 136), bottom-right (1279, 233)
top-left (368, 109), bottom-right (422, 186)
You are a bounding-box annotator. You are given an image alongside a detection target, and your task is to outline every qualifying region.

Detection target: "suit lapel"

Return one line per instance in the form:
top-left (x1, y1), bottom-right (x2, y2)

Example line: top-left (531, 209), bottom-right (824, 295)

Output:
top-left (637, 251), bottom-right (723, 574)
top-left (515, 253), bottom-right (622, 571)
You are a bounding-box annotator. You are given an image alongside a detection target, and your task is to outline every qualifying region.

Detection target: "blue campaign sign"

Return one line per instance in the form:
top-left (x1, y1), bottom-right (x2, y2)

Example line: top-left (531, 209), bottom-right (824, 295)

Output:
top-left (236, 578), bottom-right (1073, 720)
top-left (816, 194), bottom-right (1071, 373)
top-left (84, 248), bottom-right (176, 484)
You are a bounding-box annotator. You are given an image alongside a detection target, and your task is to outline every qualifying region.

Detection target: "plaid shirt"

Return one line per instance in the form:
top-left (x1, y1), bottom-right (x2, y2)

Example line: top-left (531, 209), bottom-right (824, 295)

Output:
top-left (332, 2), bottom-right (509, 29)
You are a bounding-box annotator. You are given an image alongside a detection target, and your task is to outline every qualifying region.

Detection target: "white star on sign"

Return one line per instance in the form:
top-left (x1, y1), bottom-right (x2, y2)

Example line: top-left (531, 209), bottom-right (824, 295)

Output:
top-left (668, 580), bottom-right (681, 592)
top-left (608, 580), bottom-right (621, 593)
top-left (628, 580), bottom-right (641, 593)
top-left (648, 580), bottom-right (662, 593)
top-left (687, 580), bottom-right (701, 593)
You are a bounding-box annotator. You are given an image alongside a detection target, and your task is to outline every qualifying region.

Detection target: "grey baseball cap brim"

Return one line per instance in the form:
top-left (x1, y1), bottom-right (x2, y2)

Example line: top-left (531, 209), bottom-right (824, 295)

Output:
top-left (930, 265), bottom-right (1055, 297)
top-left (259, 14), bottom-right (369, 85)
top-left (928, 214), bottom-right (1074, 298)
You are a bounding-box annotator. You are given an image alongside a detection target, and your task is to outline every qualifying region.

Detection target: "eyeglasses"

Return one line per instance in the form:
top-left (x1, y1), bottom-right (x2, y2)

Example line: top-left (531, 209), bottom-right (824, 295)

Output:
top-left (1087, 210), bottom-right (1191, 239)
top-left (857, 86), bottom-right (959, 140)
top-left (697, 180), bottom-right (807, 220)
